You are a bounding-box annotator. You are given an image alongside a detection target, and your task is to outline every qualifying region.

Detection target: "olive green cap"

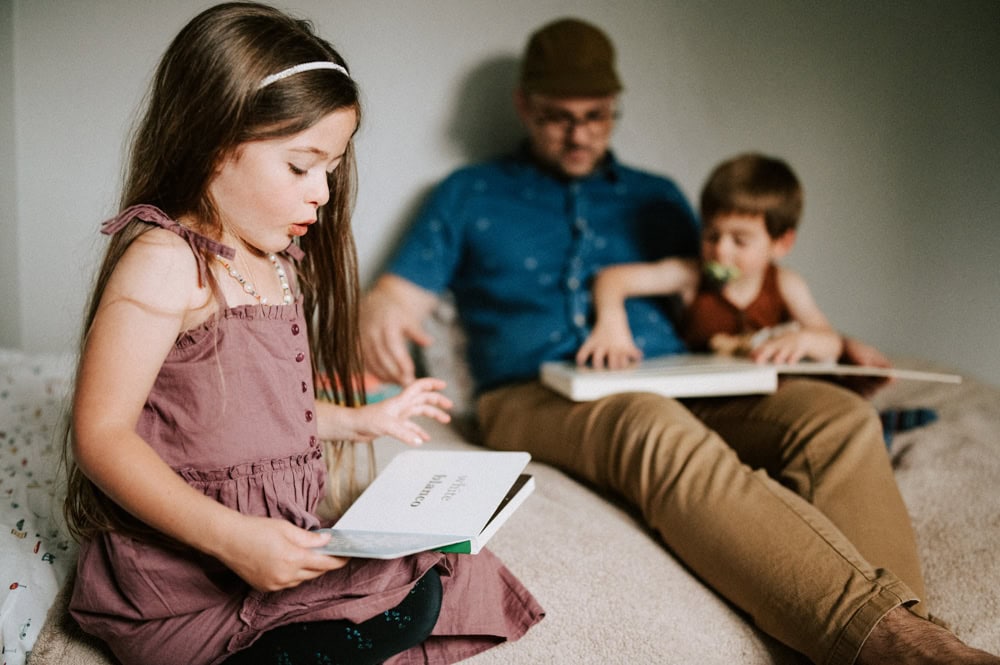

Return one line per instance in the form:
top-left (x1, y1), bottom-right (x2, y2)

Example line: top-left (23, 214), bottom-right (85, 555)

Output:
top-left (520, 18), bottom-right (623, 97)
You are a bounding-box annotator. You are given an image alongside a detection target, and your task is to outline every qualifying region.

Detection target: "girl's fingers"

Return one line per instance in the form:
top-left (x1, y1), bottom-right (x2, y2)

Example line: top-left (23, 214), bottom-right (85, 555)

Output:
top-left (390, 422), bottom-right (428, 446)
top-left (417, 405), bottom-right (451, 423)
top-left (302, 551), bottom-right (350, 574)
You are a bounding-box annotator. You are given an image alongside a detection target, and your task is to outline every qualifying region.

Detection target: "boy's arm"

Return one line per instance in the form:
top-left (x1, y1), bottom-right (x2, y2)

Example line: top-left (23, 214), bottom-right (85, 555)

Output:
top-left (754, 268), bottom-right (844, 363)
top-left (577, 258), bottom-right (699, 368)
top-left (592, 258), bottom-right (700, 304)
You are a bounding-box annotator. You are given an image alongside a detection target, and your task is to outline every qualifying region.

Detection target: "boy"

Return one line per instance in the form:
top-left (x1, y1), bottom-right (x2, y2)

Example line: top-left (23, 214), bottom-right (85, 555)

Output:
top-left (577, 153), bottom-right (844, 369)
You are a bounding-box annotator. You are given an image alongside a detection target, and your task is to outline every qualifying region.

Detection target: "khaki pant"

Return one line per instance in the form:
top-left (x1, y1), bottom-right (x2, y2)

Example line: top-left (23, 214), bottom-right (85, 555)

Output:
top-left (477, 378), bottom-right (925, 665)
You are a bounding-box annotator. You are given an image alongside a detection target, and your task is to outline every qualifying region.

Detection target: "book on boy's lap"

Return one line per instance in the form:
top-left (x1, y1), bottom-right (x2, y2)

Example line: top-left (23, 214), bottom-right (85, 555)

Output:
top-left (314, 450), bottom-right (534, 559)
top-left (540, 353), bottom-right (962, 402)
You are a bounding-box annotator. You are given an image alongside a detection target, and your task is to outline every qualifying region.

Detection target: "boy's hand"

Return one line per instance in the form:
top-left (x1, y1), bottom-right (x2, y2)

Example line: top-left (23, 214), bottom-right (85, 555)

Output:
top-left (751, 328), bottom-right (842, 365)
top-left (838, 336), bottom-right (893, 396)
top-left (576, 322), bottom-right (643, 369)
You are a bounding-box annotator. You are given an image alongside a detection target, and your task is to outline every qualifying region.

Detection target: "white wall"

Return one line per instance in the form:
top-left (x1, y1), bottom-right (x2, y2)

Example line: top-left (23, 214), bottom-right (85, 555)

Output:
top-left (0, 0), bottom-right (19, 346)
top-left (6, 0), bottom-right (999, 387)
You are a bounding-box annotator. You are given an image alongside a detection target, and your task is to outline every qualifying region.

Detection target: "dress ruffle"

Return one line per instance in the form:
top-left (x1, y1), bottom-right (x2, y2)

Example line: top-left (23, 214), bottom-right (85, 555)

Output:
top-left (178, 448), bottom-right (326, 530)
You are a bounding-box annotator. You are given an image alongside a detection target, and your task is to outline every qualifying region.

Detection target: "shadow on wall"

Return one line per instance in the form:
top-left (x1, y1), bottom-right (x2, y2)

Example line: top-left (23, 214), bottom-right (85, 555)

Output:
top-left (370, 53), bottom-right (525, 278)
top-left (446, 53), bottom-right (523, 163)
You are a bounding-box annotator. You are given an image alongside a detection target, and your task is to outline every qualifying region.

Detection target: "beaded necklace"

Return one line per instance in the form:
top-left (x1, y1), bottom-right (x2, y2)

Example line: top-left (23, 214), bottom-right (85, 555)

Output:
top-left (215, 253), bottom-right (293, 305)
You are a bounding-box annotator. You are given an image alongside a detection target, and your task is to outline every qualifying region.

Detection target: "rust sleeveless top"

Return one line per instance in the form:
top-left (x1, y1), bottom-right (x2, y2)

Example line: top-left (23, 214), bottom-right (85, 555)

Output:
top-left (682, 263), bottom-right (790, 351)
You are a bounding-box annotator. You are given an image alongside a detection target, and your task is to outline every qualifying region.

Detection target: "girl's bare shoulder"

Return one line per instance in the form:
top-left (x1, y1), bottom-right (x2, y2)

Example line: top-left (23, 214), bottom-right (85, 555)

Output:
top-left (106, 227), bottom-right (208, 314)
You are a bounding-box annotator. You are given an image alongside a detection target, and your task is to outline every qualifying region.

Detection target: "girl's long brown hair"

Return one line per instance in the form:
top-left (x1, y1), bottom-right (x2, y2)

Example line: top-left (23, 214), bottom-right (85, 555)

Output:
top-left (64, 2), bottom-right (368, 541)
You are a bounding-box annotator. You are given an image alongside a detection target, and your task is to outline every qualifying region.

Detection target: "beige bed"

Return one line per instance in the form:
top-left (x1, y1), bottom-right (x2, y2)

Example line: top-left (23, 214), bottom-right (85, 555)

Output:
top-left (8, 337), bottom-right (999, 664)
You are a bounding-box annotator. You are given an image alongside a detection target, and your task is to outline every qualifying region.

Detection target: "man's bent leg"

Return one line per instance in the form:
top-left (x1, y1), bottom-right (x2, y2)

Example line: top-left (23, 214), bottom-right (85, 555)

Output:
top-left (477, 382), bottom-right (917, 665)
top-left (684, 379), bottom-right (927, 617)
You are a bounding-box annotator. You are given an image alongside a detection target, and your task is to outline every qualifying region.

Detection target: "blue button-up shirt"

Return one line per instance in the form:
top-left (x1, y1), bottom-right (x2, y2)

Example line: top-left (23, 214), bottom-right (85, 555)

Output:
top-left (388, 149), bottom-right (700, 393)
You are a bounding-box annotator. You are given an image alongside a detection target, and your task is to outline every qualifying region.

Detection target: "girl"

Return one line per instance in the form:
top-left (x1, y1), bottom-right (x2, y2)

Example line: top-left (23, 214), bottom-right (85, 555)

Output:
top-left (62, 4), bottom-right (542, 665)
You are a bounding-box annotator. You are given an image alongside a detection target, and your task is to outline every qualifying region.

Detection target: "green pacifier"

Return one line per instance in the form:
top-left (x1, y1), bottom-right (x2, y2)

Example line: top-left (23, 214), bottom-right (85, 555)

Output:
top-left (703, 261), bottom-right (741, 285)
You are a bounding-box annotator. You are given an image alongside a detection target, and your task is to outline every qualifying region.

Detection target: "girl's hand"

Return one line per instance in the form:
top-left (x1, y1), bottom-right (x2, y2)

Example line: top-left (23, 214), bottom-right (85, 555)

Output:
top-left (215, 515), bottom-right (348, 592)
top-left (576, 321), bottom-right (643, 370)
top-left (356, 378), bottom-right (452, 446)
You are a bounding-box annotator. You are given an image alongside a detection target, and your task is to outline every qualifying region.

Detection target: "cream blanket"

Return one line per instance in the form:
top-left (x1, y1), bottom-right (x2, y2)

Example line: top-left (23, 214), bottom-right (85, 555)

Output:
top-left (25, 358), bottom-right (1000, 664)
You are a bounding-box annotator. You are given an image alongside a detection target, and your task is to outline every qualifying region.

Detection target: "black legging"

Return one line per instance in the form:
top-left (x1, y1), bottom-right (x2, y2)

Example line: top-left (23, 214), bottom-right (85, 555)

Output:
top-left (225, 568), bottom-right (442, 665)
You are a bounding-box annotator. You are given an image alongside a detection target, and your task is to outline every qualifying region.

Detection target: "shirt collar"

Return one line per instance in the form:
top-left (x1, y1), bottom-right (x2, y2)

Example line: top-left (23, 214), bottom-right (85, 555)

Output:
top-left (511, 141), bottom-right (622, 184)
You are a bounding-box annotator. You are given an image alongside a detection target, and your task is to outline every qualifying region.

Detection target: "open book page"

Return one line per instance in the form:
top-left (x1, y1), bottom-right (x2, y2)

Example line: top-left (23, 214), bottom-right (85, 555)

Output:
top-left (541, 354), bottom-right (961, 402)
top-left (314, 530), bottom-right (467, 559)
top-left (772, 361), bottom-right (961, 383)
top-left (438, 474), bottom-right (536, 554)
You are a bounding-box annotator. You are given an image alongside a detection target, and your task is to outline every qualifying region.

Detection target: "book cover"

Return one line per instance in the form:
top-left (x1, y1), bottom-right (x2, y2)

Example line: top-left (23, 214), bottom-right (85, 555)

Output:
top-left (540, 354), bottom-right (961, 402)
top-left (315, 450), bottom-right (534, 559)
top-left (541, 354), bottom-right (779, 401)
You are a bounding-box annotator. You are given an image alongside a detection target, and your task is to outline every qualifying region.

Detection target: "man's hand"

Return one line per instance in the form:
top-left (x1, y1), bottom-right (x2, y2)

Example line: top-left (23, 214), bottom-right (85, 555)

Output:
top-left (360, 275), bottom-right (439, 385)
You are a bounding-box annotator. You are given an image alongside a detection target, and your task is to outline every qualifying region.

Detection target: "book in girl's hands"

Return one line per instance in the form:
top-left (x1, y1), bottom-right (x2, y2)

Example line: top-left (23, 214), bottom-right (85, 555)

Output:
top-left (540, 353), bottom-right (962, 402)
top-left (314, 450), bottom-right (534, 559)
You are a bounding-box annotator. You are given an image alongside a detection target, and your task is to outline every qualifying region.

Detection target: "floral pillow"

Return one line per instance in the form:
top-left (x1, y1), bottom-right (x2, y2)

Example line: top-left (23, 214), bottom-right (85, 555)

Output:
top-left (0, 350), bottom-right (77, 665)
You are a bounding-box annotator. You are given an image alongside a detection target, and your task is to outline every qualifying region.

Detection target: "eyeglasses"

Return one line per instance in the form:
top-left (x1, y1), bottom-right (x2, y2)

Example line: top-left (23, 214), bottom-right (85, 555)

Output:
top-left (532, 107), bottom-right (619, 134)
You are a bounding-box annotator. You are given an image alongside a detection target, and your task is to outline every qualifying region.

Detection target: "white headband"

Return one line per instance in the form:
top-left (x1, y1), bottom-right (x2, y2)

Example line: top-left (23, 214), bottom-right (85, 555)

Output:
top-left (258, 61), bottom-right (350, 89)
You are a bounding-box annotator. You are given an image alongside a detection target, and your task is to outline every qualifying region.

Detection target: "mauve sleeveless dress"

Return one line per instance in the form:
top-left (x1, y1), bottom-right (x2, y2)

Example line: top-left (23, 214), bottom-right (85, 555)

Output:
top-left (70, 206), bottom-right (543, 665)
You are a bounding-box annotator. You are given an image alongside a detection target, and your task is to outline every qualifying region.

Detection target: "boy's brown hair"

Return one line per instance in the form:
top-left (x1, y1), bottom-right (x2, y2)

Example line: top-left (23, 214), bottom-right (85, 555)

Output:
top-left (699, 153), bottom-right (803, 238)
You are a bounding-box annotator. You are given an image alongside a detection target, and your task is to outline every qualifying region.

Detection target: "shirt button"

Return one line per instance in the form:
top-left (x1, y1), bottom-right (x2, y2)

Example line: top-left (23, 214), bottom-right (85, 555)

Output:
top-left (295, 352), bottom-right (305, 362)
top-left (291, 323), bottom-right (300, 335)
top-left (305, 410), bottom-right (314, 422)
top-left (309, 436), bottom-right (318, 448)
top-left (301, 381), bottom-right (308, 393)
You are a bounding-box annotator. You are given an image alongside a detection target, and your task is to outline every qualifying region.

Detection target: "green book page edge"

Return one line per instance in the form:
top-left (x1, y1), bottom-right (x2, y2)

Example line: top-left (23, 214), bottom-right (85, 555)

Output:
top-left (436, 540), bottom-right (472, 554)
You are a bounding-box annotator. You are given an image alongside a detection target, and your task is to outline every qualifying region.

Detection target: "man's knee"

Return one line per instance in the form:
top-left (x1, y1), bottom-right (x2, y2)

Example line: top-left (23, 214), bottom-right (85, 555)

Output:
top-left (590, 392), bottom-right (719, 487)
top-left (592, 391), bottom-right (704, 442)
top-left (777, 379), bottom-right (881, 438)
top-left (775, 380), bottom-right (887, 492)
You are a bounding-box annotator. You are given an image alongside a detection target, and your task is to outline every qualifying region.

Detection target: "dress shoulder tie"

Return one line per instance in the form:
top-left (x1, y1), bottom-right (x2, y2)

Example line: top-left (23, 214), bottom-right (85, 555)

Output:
top-left (100, 204), bottom-right (306, 287)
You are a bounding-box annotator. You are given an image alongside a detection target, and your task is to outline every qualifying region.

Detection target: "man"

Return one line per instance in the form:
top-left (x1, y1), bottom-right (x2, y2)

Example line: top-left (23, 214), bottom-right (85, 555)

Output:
top-left (361, 17), bottom-right (998, 665)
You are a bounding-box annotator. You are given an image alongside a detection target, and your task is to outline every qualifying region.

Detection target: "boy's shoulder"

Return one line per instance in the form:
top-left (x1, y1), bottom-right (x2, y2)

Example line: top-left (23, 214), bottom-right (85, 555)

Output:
top-left (772, 263), bottom-right (812, 294)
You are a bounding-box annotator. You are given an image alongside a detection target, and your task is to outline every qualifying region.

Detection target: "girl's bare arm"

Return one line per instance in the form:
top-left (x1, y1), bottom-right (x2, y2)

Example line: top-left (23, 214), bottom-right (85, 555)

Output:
top-left (73, 232), bottom-right (346, 591)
